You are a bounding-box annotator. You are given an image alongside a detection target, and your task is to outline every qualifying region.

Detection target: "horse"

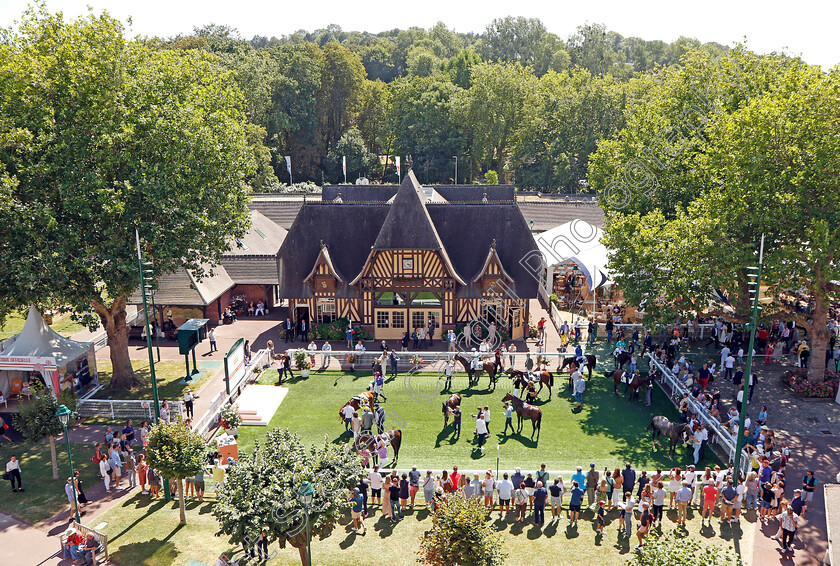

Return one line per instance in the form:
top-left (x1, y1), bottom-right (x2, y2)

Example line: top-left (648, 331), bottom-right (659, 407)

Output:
top-left (559, 355), bottom-right (596, 379)
top-left (355, 429), bottom-right (402, 464)
top-left (606, 369), bottom-right (627, 396)
top-left (613, 350), bottom-right (631, 370)
top-left (626, 373), bottom-right (653, 403)
top-left (454, 353), bottom-right (498, 388)
top-left (507, 369), bottom-right (554, 400)
top-left (501, 392), bottom-right (542, 439)
top-left (338, 392), bottom-right (375, 421)
top-left (442, 393), bottom-right (461, 427)
top-left (646, 416), bottom-right (691, 459)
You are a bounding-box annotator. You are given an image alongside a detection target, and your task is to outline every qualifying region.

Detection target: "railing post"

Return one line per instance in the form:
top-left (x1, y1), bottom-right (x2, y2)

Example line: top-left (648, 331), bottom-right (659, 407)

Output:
top-left (110, 401), bottom-right (114, 419)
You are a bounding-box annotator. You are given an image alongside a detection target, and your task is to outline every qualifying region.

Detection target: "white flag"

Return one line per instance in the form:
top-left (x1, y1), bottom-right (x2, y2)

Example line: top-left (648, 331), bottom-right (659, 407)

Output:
top-left (395, 156), bottom-right (401, 175)
top-left (284, 155), bottom-right (292, 176)
top-left (342, 155), bottom-right (346, 176)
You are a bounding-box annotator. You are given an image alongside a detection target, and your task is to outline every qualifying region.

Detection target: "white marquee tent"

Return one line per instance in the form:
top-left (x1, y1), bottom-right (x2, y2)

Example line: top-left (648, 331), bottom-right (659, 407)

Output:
top-left (535, 220), bottom-right (612, 294)
top-left (0, 306), bottom-right (96, 398)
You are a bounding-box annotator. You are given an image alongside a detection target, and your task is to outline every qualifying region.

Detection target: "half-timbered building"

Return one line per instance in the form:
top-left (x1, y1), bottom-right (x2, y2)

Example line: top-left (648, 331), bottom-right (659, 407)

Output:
top-left (276, 171), bottom-right (540, 340)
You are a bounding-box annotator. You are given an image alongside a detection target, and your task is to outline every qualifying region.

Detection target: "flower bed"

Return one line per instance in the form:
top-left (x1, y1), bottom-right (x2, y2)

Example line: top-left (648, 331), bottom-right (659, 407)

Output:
top-left (781, 368), bottom-right (839, 398)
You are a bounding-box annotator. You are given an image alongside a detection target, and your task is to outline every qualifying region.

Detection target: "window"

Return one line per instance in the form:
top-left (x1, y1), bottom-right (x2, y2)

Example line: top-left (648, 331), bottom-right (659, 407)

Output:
top-left (412, 311), bottom-right (425, 330)
top-left (377, 310), bottom-right (390, 328)
top-left (392, 310), bottom-right (405, 330)
top-left (317, 299), bottom-right (336, 323)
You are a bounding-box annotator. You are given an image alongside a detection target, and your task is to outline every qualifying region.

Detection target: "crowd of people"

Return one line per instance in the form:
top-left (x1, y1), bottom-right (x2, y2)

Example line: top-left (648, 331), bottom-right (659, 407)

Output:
top-left (350, 457), bottom-right (817, 554)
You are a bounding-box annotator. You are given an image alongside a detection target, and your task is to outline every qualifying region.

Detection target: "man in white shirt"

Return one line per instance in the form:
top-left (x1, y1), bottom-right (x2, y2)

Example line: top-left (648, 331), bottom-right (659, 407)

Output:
top-left (6, 456), bottom-right (23, 492)
top-left (475, 413), bottom-right (488, 451)
top-left (683, 465), bottom-right (697, 504)
top-left (496, 473), bottom-right (514, 518)
top-left (720, 345), bottom-right (730, 372)
top-left (368, 466), bottom-right (383, 507)
top-left (321, 341), bottom-right (332, 368)
top-left (341, 404), bottom-right (355, 434)
top-left (724, 354), bottom-right (736, 381)
top-left (572, 370), bottom-right (585, 408)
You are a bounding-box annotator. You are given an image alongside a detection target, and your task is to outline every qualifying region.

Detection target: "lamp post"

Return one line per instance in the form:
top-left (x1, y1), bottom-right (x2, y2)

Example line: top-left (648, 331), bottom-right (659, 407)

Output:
top-left (453, 155), bottom-right (458, 184)
top-left (56, 404), bottom-right (81, 524)
top-left (297, 481), bottom-right (315, 566)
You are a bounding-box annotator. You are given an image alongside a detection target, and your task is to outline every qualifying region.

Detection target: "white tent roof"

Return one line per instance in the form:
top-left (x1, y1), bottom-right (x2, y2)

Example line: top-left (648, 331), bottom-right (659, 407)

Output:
top-left (1, 306), bottom-right (93, 368)
top-left (535, 220), bottom-right (612, 290)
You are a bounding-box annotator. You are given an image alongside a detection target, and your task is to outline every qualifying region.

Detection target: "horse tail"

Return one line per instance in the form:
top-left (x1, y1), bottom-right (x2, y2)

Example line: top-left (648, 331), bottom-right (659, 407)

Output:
top-left (549, 373), bottom-right (554, 387)
top-left (536, 411), bottom-right (542, 429)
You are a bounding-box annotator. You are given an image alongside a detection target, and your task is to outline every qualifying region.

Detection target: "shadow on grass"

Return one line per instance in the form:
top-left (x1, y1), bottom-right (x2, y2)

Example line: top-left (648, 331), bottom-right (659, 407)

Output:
top-left (112, 539), bottom-right (179, 565)
top-left (434, 428), bottom-right (459, 448)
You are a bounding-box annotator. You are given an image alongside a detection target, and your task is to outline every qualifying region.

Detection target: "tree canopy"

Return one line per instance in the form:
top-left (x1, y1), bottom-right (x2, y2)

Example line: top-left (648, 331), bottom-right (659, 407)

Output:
top-left (0, 7), bottom-right (255, 387)
top-left (145, 421), bottom-right (206, 525)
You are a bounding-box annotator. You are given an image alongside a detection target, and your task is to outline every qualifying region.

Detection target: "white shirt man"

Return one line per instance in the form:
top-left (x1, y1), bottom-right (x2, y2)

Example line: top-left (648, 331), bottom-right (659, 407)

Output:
top-left (725, 354), bottom-right (736, 369)
top-left (720, 346), bottom-right (731, 369)
top-left (497, 477), bottom-right (514, 502)
top-left (321, 342), bottom-right (332, 366)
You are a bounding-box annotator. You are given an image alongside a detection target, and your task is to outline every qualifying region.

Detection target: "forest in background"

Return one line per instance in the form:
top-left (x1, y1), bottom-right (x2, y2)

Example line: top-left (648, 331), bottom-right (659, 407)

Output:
top-left (150, 18), bottom-right (734, 191)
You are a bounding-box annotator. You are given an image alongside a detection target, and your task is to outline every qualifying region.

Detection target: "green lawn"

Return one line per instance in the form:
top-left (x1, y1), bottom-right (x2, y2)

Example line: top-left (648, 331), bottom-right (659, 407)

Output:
top-left (236, 362), bottom-right (719, 472)
top-left (93, 359), bottom-right (219, 401)
top-left (0, 311), bottom-right (86, 340)
top-left (96, 486), bottom-right (753, 566)
top-left (0, 439), bottom-right (102, 524)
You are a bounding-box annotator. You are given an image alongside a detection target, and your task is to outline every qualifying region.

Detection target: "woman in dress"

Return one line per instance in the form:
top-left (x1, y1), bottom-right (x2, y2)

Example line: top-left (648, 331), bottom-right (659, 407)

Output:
top-left (441, 470), bottom-right (453, 494)
top-left (668, 468), bottom-right (682, 508)
top-left (638, 484), bottom-right (653, 515)
top-left (399, 473), bottom-right (410, 513)
top-left (73, 470), bottom-right (89, 507)
top-left (137, 454), bottom-right (148, 494)
top-left (507, 343), bottom-right (517, 369)
top-left (612, 467), bottom-right (623, 508)
top-left (382, 476), bottom-right (393, 519)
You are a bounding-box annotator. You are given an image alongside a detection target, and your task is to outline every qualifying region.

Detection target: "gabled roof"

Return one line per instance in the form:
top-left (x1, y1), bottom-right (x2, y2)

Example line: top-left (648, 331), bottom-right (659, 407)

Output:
top-left (128, 263), bottom-right (235, 306)
top-left (372, 172), bottom-right (448, 251)
top-left (0, 306), bottom-right (93, 368)
top-left (472, 240), bottom-right (514, 283)
top-left (303, 243), bottom-right (344, 283)
top-left (224, 210), bottom-right (287, 257)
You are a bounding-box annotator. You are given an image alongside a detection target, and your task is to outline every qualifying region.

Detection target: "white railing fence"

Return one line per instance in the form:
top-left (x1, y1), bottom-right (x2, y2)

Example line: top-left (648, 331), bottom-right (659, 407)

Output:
top-left (646, 352), bottom-right (749, 471)
top-left (76, 398), bottom-right (185, 421)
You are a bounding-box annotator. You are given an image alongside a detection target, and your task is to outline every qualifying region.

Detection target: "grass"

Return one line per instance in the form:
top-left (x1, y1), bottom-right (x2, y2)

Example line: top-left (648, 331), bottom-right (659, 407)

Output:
top-left (0, 439), bottom-right (101, 525)
top-left (0, 311), bottom-right (86, 340)
top-left (236, 364), bottom-right (719, 472)
top-left (96, 486), bottom-right (753, 566)
top-left (93, 359), bottom-right (219, 401)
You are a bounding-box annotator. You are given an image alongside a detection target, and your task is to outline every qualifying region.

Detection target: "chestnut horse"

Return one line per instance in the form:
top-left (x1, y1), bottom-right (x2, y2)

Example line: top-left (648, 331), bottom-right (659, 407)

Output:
top-left (454, 353), bottom-right (498, 388)
top-left (506, 369), bottom-right (554, 400)
top-left (442, 393), bottom-right (461, 427)
top-left (559, 355), bottom-right (596, 379)
top-left (338, 392), bottom-right (375, 421)
top-left (501, 392), bottom-right (542, 438)
top-left (355, 429), bottom-right (402, 464)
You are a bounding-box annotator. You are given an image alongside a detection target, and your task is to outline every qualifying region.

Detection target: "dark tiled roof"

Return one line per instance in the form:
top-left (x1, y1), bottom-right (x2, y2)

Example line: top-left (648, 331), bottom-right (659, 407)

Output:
top-left (224, 210), bottom-right (287, 256)
top-left (219, 257), bottom-right (279, 285)
top-left (322, 183), bottom-right (515, 203)
top-left (278, 203), bottom-right (390, 298)
top-left (247, 199), bottom-right (304, 230)
top-left (128, 264), bottom-right (235, 306)
top-left (518, 202), bottom-right (604, 232)
top-left (427, 204), bottom-right (539, 299)
top-left (372, 173), bottom-right (448, 251)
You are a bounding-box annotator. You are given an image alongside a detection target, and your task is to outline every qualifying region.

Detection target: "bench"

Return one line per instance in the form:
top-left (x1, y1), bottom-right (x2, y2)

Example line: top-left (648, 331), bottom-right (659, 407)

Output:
top-left (60, 521), bottom-right (108, 563)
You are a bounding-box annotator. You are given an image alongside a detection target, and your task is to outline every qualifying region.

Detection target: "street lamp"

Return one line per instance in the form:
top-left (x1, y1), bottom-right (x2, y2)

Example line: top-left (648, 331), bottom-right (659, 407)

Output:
top-left (297, 481), bottom-right (315, 566)
top-left (452, 155), bottom-right (458, 184)
top-left (56, 404), bottom-right (81, 524)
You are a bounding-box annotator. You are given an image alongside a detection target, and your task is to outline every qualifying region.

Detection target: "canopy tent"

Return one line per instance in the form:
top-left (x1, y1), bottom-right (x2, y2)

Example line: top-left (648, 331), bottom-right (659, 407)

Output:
top-left (0, 306), bottom-right (96, 398)
top-left (535, 220), bottom-right (612, 292)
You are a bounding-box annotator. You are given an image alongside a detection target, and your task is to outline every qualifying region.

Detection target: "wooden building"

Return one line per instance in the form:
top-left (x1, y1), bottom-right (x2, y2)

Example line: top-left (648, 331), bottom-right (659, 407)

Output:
top-left (276, 172), bottom-right (540, 340)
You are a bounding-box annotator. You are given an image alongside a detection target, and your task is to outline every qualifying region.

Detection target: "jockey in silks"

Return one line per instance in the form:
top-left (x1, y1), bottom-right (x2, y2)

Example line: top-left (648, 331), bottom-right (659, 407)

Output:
top-left (471, 348), bottom-right (482, 371)
top-left (370, 371), bottom-right (386, 402)
top-left (613, 337), bottom-right (627, 359)
top-left (575, 344), bottom-right (586, 367)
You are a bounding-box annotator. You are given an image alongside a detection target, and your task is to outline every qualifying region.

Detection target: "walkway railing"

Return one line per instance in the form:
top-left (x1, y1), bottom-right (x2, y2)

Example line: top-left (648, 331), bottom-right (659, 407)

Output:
top-left (76, 398), bottom-right (184, 421)
top-left (646, 352), bottom-right (749, 470)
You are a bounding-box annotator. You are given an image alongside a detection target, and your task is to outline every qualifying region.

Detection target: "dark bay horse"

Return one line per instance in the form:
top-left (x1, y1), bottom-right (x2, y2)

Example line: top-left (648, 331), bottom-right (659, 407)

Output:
top-left (605, 370), bottom-right (651, 400)
top-left (507, 369), bottom-right (554, 400)
top-left (339, 392), bottom-right (375, 421)
top-left (613, 350), bottom-right (631, 370)
top-left (454, 353), bottom-right (498, 388)
top-left (501, 392), bottom-right (542, 438)
top-left (355, 429), bottom-right (402, 464)
top-left (626, 373), bottom-right (653, 402)
top-left (646, 416), bottom-right (690, 459)
top-left (559, 355), bottom-right (596, 379)
top-left (442, 393), bottom-right (461, 427)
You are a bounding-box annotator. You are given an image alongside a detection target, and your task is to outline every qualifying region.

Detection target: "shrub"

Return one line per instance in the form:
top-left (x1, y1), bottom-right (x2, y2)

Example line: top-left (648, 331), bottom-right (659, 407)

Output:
top-left (418, 493), bottom-right (507, 566)
top-left (313, 317), bottom-right (371, 342)
top-left (632, 529), bottom-right (742, 566)
top-left (219, 404), bottom-right (242, 429)
top-left (293, 348), bottom-right (310, 370)
top-left (781, 368), bottom-right (839, 398)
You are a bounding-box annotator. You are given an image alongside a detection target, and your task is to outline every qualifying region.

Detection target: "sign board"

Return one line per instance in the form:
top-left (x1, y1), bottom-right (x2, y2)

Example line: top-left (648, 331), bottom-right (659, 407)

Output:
top-left (177, 319), bottom-right (209, 355)
top-left (224, 338), bottom-right (246, 395)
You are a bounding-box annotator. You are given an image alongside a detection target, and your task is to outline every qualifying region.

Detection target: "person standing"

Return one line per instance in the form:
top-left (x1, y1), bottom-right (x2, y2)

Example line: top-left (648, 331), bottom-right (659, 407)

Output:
top-left (778, 500), bottom-right (799, 555)
top-left (802, 471), bottom-right (817, 513)
top-left (124, 449), bottom-right (137, 489)
top-left (388, 477), bottom-right (402, 522)
top-left (408, 465), bottom-right (420, 508)
top-left (497, 473), bottom-right (514, 519)
top-left (514, 482), bottom-right (529, 522)
top-left (374, 404), bottom-right (385, 435)
top-left (569, 480), bottom-right (584, 526)
top-left (652, 481), bottom-right (666, 526)
top-left (621, 493), bottom-right (635, 536)
top-left (208, 327), bottom-right (218, 353)
top-left (99, 454), bottom-right (111, 492)
top-left (572, 369), bottom-right (585, 408)
top-left (65, 477), bottom-right (81, 519)
top-left (5, 455), bottom-right (23, 492)
top-left (443, 359), bottom-right (454, 390)
top-left (585, 463), bottom-right (600, 508)
top-left (368, 466), bottom-right (383, 510)
top-left (183, 389), bottom-right (195, 419)
top-left (475, 410), bottom-right (488, 451)
top-left (451, 405), bottom-right (461, 439)
top-left (423, 471), bottom-right (435, 508)
top-left (533, 481), bottom-right (547, 525)
top-left (502, 402), bottom-right (513, 435)
top-left (621, 463), bottom-right (636, 502)
top-left (348, 488), bottom-right (366, 534)
top-left (321, 341), bottom-right (332, 368)
top-left (636, 502), bottom-right (653, 549)
top-left (675, 481), bottom-right (692, 527)
top-left (389, 350), bottom-right (399, 379)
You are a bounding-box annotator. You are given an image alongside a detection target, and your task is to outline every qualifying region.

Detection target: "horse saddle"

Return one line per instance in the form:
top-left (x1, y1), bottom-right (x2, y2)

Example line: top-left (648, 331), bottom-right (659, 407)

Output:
top-left (620, 372), bottom-right (630, 384)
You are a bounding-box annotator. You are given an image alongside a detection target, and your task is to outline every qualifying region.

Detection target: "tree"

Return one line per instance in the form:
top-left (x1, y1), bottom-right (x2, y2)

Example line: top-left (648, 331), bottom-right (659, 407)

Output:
top-left (454, 62), bottom-right (537, 180)
top-left (417, 493), bottom-right (507, 566)
top-left (444, 49), bottom-right (481, 88)
top-left (13, 384), bottom-right (76, 481)
top-left (213, 428), bottom-right (363, 566)
top-left (318, 41), bottom-right (366, 154)
top-left (325, 128), bottom-right (379, 182)
top-left (144, 421), bottom-right (206, 525)
top-left (0, 8), bottom-right (255, 389)
top-left (568, 23), bottom-right (629, 78)
top-left (482, 16), bottom-right (547, 68)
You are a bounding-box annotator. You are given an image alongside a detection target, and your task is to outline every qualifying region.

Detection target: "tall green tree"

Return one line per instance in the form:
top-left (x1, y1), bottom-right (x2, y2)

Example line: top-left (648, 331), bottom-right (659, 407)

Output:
top-left (145, 421), bottom-right (206, 525)
top-left (318, 41), bottom-right (366, 154)
top-left (325, 127), bottom-right (379, 182)
top-left (13, 384), bottom-right (77, 481)
top-left (0, 8), bottom-right (254, 388)
top-left (454, 62), bottom-right (537, 180)
top-left (214, 428), bottom-right (363, 566)
top-left (482, 16), bottom-right (547, 68)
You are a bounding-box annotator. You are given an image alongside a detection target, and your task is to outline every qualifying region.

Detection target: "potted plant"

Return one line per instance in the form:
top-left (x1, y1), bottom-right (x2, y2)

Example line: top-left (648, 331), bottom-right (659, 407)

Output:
top-left (293, 349), bottom-right (311, 377)
top-left (219, 404), bottom-right (242, 437)
top-left (411, 354), bottom-right (423, 370)
top-left (346, 353), bottom-right (358, 372)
